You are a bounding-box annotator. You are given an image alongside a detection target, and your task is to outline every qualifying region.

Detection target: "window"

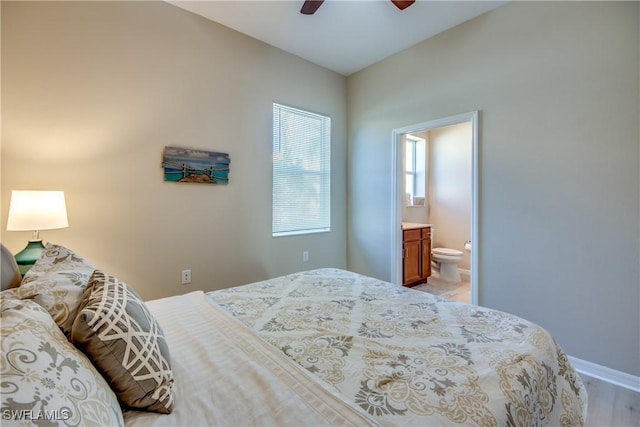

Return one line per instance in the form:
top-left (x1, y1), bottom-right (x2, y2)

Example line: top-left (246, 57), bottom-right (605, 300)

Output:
top-left (405, 135), bottom-right (426, 203)
top-left (405, 138), bottom-right (417, 199)
top-left (272, 103), bottom-right (330, 236)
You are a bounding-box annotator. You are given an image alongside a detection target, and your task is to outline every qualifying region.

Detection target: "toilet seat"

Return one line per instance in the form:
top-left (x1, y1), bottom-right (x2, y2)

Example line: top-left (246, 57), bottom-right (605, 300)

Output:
top-left (432, 248), bottom-right (464, 257)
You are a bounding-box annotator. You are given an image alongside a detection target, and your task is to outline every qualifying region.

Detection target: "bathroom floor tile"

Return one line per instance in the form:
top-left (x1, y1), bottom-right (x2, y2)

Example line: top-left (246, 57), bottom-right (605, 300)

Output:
top-left (411, 274), bottom-right (471, 304)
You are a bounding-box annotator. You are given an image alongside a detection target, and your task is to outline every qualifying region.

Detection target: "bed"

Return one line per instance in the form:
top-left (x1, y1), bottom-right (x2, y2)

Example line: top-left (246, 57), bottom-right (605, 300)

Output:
top-left (1, 244), bottom-right (587, 426)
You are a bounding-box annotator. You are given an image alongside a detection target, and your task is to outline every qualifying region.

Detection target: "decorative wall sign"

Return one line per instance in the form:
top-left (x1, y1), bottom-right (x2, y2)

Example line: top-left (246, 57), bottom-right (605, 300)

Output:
top-left (162, 146), bottom-right (230, 185)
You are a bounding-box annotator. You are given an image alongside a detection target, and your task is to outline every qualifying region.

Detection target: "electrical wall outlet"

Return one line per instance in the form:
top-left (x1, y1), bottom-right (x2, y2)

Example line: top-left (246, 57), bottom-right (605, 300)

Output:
top-left (181, 269), bottom-right (191, 285)
top-left (303, 251), bottom-right (309, 262)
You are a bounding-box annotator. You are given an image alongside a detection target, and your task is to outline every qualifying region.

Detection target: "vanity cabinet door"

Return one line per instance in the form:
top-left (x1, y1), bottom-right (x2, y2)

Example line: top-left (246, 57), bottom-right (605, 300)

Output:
top-left (421, 227), bottom-right (431, 280)
top-left (403, 226), bottom-right (431, 286)
top-left (403, 239), bottom-right (421, 284)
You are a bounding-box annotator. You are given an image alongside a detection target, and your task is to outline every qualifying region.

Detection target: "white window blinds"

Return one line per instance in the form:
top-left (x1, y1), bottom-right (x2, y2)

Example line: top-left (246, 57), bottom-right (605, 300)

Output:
top-left (272, 103), bottom-right (331, 237)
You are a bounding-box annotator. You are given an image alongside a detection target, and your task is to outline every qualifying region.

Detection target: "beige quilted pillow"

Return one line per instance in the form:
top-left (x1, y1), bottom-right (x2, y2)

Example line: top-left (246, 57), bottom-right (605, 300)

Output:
top-left (71, 270), bottom-right (174, 414)
top-left (18, 243), bottom-right (95, 336)
top-left (0, 296), bottom-right (124, 426)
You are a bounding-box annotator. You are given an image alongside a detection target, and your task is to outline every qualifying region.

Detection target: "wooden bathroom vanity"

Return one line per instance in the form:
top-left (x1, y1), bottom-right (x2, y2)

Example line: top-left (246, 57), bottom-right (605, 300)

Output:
top-left (402, 223), bottom-right (432, 286)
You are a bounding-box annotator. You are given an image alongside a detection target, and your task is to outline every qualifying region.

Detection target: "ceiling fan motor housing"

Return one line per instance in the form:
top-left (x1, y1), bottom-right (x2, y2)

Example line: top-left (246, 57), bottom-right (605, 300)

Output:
top-left (301, 0), bottom-right (415, 15)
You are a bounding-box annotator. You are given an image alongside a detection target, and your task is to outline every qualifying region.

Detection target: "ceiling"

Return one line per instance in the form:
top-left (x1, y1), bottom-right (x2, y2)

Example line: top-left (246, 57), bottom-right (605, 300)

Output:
top-left (167, 0), bottom-right (507, 76)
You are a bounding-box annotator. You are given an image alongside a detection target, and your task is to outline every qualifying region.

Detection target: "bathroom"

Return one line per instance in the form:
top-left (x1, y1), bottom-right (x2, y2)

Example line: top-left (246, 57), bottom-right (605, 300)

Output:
top-left (403, 121), bottom-right (472, 302)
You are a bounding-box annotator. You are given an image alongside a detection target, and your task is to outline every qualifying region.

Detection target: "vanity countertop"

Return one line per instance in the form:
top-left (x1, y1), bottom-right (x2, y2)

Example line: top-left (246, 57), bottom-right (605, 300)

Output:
top-left (401, 222), bottom-right (433, 230)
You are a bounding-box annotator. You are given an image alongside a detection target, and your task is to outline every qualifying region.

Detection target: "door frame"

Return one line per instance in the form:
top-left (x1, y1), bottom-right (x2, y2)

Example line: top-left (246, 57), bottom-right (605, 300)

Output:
top-left (390, 111), bottom-right (479, 305)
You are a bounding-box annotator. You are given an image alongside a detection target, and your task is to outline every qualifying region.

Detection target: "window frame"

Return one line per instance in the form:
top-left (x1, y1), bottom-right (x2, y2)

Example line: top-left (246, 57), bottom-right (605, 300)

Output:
top-left (405, 136), bottom-right (418, 200)
top-left (405, 135), bottom-right (427, 204)
top-left (272, 103), bottom-right (331, 237)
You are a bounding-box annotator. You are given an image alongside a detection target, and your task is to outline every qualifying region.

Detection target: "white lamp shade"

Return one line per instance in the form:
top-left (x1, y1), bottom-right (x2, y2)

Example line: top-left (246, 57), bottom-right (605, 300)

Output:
top-left (6, 190), bottom-right (69, 231)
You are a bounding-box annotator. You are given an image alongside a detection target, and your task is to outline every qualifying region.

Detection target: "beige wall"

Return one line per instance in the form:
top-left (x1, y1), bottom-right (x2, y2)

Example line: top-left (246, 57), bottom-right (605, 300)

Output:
top-left (428, 122), bottom-right (472, 270)
top-left (347, 1), bottom-right (639, 377)
top-left (1, 1), bottom-right (348, 300)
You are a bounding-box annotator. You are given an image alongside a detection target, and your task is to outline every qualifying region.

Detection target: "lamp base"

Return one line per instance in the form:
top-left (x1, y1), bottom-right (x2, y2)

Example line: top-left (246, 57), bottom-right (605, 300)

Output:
top-left (15, 240), bottom-right (45, 276)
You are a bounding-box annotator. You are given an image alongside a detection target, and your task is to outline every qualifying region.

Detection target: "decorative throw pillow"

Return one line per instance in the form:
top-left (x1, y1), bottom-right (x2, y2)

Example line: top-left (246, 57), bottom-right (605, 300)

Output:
top-left (71, 270), bottom-right (174, 414)
top-left (0, 297), bottom-right (124, 426)
top-left (18, 243), bottom-right (95, 336)
top-left (1, 243), bottom-right (21, 290)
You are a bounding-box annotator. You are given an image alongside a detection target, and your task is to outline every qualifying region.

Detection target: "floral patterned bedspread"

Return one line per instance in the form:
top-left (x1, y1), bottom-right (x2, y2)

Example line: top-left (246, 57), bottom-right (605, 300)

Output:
top-left (207, 268), bottom-right (587, 426)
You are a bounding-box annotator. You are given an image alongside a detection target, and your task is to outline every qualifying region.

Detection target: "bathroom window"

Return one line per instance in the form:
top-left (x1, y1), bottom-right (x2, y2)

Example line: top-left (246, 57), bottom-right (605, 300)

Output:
top-left (405, 135), bottom-right (426, 204)
top-left (272, 103), bottom-right (331, 237)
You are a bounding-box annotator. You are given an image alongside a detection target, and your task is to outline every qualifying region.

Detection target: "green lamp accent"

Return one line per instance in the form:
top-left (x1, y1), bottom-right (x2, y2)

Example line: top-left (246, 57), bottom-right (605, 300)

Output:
top-left (6, 190), bottom-right (69, 276)
top-left (14, 239), bottom-right (46, 276)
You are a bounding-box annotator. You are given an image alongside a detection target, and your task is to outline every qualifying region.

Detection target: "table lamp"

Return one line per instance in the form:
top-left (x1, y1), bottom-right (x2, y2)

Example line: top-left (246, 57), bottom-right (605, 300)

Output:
top-left (6, 190), bottom-right (69, 275)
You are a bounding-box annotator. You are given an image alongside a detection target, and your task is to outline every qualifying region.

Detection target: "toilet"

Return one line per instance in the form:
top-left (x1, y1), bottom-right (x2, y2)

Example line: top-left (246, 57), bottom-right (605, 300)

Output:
top-left (431, 248), bottom-right (465, 282)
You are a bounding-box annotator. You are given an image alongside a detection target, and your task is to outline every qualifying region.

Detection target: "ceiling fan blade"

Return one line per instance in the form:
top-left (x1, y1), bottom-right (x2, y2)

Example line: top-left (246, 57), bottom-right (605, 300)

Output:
top-left (391, 0), bottom-right (415, 11)
top-left (301, 0), bottom-right (325, 15)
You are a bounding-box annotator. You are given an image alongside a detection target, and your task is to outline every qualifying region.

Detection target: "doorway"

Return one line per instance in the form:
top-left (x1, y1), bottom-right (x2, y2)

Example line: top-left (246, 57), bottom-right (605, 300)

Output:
top-left (390, 111), bottom-right (479, 305)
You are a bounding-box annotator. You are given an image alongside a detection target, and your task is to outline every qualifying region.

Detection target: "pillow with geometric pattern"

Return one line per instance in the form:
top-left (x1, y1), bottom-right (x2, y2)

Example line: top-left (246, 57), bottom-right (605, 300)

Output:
top-left (71, 270), bottom-right (174, 414)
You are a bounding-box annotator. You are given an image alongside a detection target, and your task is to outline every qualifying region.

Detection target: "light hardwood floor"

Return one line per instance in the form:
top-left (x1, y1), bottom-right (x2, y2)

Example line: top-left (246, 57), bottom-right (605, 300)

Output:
top-left (582, 374), bottom-right (639, 426)
top-left (412, 276), bottom-right (640, 426)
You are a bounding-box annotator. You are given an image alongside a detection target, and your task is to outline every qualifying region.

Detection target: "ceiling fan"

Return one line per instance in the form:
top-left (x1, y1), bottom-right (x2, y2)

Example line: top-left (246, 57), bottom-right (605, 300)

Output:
top-left (301, 0), bottom-right (415, 15)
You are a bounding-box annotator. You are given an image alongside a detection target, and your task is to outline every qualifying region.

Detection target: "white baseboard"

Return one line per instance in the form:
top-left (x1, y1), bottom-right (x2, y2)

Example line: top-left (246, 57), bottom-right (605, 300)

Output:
top-left (458, 268), bottom-right (470, 280)
top-left (568, 355), bottom-right (640, 392)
